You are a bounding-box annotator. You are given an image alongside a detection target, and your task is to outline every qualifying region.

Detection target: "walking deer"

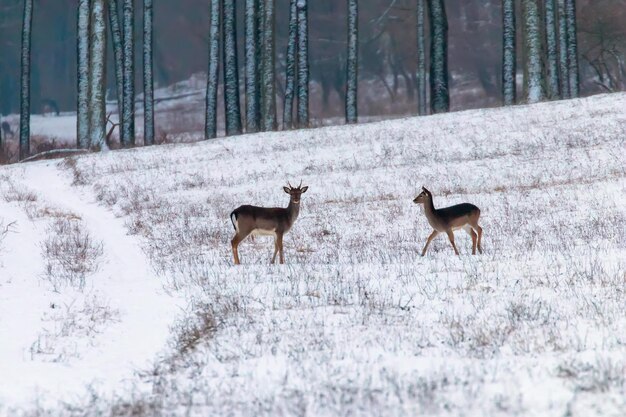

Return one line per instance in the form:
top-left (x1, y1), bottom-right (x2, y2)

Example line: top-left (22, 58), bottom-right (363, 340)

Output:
top-left (230, 182), bottom-right (308, 265)
top-left (413, 187), bottom-right (483, 256)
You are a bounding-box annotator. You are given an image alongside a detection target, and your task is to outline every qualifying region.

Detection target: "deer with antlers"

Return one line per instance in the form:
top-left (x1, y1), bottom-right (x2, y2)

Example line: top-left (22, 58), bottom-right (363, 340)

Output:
top-left (413, 187), bottom-right (483, 256)
top-left (230, 181), bottom-right (309, 265)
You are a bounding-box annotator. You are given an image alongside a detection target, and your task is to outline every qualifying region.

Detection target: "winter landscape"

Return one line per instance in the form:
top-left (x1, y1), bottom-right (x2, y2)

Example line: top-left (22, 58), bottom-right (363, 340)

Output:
top-left (1, 0), bottom-right (626, 416)
top-left (0, 91), bottom-right (624, 415)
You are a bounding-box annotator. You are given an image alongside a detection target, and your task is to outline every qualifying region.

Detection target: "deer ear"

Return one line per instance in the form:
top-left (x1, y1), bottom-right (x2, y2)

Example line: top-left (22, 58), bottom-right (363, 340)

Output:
top-left (283, 187), bottom-right (291, 194)
top-left (300, 186), bottom-right (308, 193)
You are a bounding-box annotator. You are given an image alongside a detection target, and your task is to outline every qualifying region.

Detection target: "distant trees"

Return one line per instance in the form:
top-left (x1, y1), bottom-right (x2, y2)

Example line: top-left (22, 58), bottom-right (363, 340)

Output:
top-left (522, 0), bottom-right (545, 103)
top-left (205, 0), bottom-right (220, 139)
top-left (558, 0), bottom-right (570, 98)
top-left (108, 0), bottom-right (125, 128)
top-left (545, 0), bottom-right (560, 99)
top-left (143, 0), bottom-right (155, 145)
top-left (122, 0), bottom-right (135, 146)
top-left (282, 0), bottom-right (297, 129)
top-left (502, 0), bottom-right (516, 105)
top-left (244, 0), bottom-right (260, 133)
top-left (223, 0), bottom-right (242, 136)
top-left (416, 0), bottom-right (427, 115)
top-left (427, 0), bottom-right (449, 113)
top-left (296, 0), bottom-right (309, 127)
top-left (88, 0), bottom-right (107, 151)
top-left (19, 0), bottom-right (33, 160)
top-left (261, 0), bottom-right (277, 131)
top-left (565, 0), bottom-right (579, 97)
top-left (345, 0), bottom-right (358, 124)
top-left (77, 0), bottom-right (90, 150)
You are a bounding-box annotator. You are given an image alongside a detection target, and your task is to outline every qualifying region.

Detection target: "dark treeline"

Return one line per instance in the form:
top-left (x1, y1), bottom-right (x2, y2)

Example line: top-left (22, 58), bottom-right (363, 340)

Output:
top-left (0, 0), bottom-right (623, 118)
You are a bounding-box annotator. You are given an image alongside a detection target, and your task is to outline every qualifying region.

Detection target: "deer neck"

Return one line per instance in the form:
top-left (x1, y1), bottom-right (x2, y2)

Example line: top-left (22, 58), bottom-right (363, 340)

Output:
top-left (423, 196), bottom-right (439, 223)
top-left (286, 199), bottom-right (301, 225)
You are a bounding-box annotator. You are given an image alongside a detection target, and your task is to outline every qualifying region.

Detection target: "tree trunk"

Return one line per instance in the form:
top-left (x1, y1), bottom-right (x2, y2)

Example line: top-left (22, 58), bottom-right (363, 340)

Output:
top-left (261, 0), bottom-right (276, 131)
top-left (89, 0), bottom-right (108, 151)
top-left (557, 0), bottom-right (570, 98)
top-left (143, 0), bottom-right (154, 145)
top-left (345, 0), bottom-right (358, 124)
top-left (223, 0), bottom-right (242, 136)
top-left (108, 0), bottom-right (124, 136)
top-left (122, 0), bottom-right (135, 146)
top-left (545, 0), bottom-right (559, 99)
top-left (427, 0), bottom-right (449, 113)
top-left (255, 0), bottom-right (264, 126)
top-left (565, 0), bottom-right (579, 97)
top-left (77, 0), bottom-right (91, 149)
top-left (522, 0), bottom-right (545, 103)
top-left (502, 0), bottom-right (516, 105)
top-left (296, 0), bottom-right (309, 127)
top-left (205, 0), bottom-right (220, 139)
top-left (245, 0), bottom-right (260, 133)
top-left (19, 0), bottom-right (33, 160)
top-left (282, 0), bottom-right (297, 130)
top-left (416, 0), bottom-right (427, 115)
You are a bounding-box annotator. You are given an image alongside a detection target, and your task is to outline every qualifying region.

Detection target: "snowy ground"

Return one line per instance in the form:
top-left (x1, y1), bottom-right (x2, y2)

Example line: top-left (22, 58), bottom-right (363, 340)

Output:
top-left (0, 93), bottom-right (625, 416)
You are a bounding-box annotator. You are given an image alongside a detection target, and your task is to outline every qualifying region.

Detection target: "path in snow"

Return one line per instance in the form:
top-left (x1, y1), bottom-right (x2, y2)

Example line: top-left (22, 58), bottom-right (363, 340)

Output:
top-left (0, 161), bottom-right (180, 407)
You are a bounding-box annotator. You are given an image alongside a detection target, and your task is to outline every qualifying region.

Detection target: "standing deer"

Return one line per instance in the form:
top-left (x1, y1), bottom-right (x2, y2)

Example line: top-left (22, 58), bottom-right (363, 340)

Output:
top-left (230, 182), bottom-right (308, 265)
top-left (413, 187), bottom-right (483, 256)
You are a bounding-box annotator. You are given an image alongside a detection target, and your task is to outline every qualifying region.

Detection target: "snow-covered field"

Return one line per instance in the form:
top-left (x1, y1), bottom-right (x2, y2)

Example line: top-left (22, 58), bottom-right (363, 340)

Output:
top-left (0, 93), bottom-right (625, 416)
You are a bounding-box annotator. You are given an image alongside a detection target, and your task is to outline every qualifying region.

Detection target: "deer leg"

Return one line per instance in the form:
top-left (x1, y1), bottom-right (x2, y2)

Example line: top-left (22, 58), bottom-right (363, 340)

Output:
top-left (231, 235), bottom-right (242, 265)
top-left (473, 224), bottom-right (483, 254)
top-left (446, 231), bottom-right (460, 256)
top-left (271, 236), bottom-right (279, 264)
top-left (421, 230), bottom-right (439, 257)
top-left (465, 227), bottom-right (477, 255)
top-left (277, 234), bottom-right (285, 264)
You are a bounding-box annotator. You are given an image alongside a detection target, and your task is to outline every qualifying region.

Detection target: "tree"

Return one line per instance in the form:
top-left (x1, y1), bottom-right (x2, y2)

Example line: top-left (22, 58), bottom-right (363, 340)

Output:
top-left (545, 0), bottom-right (560, 99)
top-left (19, 0), bottom-right (33, 160)
top-left (143, 0), bottom-right (154, 145)
top-left (223, 0), bottom-right (242, 136)
top-left (244, 0), bottom-right (260, 133)
top-left (558, 0), bottom-right (570, 98)
top-left (296, 0), bottom-right (309, 127)
top-left (416, 0), bottom-right (427, 115)
top-left (522, 0), bottom-right (545, 103)
top-left (89, 0), bottom-right (108, 150)
top-left (108, 0), bottom-right (124, 132)
top-left (345, 0), bottom-right (358, 124)
top-left (565, 0), bottom-right (579, 97)
top-left (282, 0), bottom-right (297, 130)
top-left (77, 0), bottom-right (91, 149)
top-left (122, 0), bottom-right (135, 146)
top-left (502, 0), bottom-right (516, 105)
top-left (427, 0), bottom-right (449, 113)
top-left (205, 0), bottom-right (220, 139)
top-left (261, 0), bottom-right (276, 131)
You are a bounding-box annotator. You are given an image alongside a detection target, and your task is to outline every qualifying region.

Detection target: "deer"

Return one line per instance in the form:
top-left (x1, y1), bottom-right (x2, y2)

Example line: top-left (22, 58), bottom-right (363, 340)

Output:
top-left (230, 181), bottom-right (309, 265)
top-left (413, 187), bottom-right (483, 256)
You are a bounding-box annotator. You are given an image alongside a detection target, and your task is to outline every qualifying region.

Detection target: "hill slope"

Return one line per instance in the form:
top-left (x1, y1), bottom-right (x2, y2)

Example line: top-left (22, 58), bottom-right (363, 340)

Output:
top-left (0, 93), bottom-right (625, 416)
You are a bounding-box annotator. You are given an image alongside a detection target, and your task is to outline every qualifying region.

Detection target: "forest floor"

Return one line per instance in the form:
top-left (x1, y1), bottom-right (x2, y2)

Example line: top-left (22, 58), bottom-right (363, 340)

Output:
top-left (0, 92), bottom-right (625, 416)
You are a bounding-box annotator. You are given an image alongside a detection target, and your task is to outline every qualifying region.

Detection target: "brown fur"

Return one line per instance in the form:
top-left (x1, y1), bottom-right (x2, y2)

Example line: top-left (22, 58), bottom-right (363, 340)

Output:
top-left (413, 187), bottom-right (483, 256)
top-left (230, 183), bottom-right (308, 265)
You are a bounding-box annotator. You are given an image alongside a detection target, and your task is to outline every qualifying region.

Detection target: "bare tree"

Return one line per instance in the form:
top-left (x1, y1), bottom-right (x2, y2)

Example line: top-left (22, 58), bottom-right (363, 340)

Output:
top-left (19, 0), bottom-right (33, 160)
top-left (416, 0), bottom-right (427, 114)
top-left (523, 0), bottom-right (545, 103)
top-left (143, 0), bottom-right (155, 145)
top-left (346, 0), bottom-right (358, 124)
top-left (122, 0), bottom-right (135, 146)
top-left (502, 0), bottom-right (516, 105)
top-left (296, 0), bottom-right (309, 127)
top-left (427, 0), bottom-right (449, 113)
top-left (77, 0), bottom-right (91, 149)
top-left (283, 0), bottom-right (297, 130)
top-left (223, 0), bottom-right (242, 136)
top-left (205, 0), bottom-right (220, 139)
top-left (89, 0), bottom-right (108, 151)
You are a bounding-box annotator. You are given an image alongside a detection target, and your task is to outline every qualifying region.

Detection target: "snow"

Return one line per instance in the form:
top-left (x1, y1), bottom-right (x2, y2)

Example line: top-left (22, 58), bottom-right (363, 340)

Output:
top-left (0, 162), bottom-right (181, 409)
top-left (0, 92), bottom-right (625, 415)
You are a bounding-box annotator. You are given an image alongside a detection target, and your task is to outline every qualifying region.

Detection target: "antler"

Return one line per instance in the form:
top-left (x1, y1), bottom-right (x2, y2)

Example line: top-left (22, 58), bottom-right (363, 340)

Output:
top-left (298, 179), bottom-right (302, 189)
top-left (287, 181), bottom-right (293, 189)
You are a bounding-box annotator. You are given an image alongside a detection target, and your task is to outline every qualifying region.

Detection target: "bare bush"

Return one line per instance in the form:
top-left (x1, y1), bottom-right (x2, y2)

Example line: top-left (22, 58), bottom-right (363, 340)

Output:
top-left (40, 218), bottom-right (104, 291)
